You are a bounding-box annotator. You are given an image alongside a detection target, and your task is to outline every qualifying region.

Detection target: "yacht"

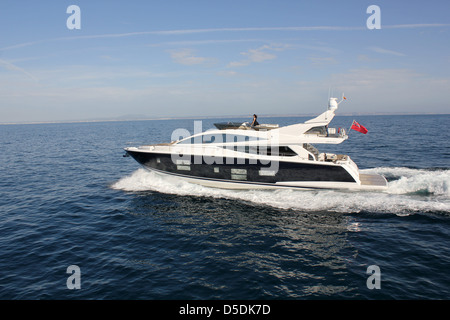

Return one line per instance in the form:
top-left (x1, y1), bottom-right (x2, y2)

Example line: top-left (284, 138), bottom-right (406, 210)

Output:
top-left (124, 98), bottom-right (388, 191)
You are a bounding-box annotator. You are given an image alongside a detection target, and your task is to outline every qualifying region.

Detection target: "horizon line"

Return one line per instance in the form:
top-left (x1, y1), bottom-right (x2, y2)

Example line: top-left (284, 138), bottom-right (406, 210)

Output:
top-left (1, 111), bottom-right (449, 125)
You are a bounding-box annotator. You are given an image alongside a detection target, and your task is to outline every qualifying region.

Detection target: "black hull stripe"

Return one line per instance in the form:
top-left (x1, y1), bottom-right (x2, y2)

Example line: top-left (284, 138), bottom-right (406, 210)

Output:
top-left (142, 166), bottom-right (344, 191)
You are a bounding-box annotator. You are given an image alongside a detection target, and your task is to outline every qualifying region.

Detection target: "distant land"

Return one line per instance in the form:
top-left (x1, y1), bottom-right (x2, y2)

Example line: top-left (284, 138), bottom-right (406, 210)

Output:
top-left (1, 112), bottom-right (449, 125)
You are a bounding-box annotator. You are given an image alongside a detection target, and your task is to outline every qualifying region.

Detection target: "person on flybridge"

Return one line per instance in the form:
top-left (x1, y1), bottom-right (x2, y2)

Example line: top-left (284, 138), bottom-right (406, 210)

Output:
top-left (251, 114), bottom-right (259, 127)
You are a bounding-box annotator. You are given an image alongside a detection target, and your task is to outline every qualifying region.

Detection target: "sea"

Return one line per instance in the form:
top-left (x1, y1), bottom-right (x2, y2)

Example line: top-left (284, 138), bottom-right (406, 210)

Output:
top-left (0, 114), bottom-right (449, 301)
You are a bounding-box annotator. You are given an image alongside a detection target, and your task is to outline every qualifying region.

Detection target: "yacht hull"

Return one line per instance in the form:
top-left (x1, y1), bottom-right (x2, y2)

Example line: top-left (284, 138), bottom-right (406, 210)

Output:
top-left (125, 150), bottom-right (387, 191)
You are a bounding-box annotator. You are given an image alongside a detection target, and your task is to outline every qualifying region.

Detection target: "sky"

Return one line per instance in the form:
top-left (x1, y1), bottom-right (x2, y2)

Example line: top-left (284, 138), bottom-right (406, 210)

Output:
top-left (0, 0), bottom-right (449, 123)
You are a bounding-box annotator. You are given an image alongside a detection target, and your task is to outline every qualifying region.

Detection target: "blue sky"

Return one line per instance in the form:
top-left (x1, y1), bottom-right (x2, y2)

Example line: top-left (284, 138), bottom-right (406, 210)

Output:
top-left (0, 0), bottom-right (449, 123)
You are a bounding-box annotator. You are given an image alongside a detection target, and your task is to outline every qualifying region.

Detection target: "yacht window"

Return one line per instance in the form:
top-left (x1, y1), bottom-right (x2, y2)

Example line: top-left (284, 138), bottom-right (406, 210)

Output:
top-left (222, 145), bottom-right (297, 156)
top-left (250, 146), bottom-right (297, 156)
top-left (175, 159), bottom-right (191, 165)
top-left (305, 126), bottom-right (327, 135)
top-left (275, 146), bottom-right (297, 156)
top-left (259, 169), bottom-right (277, 176)
top-left (303, 143), bottom-right (319, 160)
top-left (231, 168), bottom-right (247, 180)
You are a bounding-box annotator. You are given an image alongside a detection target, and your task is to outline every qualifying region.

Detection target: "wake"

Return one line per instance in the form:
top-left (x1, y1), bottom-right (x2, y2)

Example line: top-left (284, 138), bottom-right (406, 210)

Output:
top-left (111, 167), bottom-right (450, 215)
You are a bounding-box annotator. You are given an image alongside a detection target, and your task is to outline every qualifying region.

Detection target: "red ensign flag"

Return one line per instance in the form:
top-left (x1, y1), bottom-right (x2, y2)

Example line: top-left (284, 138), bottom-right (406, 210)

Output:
top-left (351, 121), bottom-right (368, 134)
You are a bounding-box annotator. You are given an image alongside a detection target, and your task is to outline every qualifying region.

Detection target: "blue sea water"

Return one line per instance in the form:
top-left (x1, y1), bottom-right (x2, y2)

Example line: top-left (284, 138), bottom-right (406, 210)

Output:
top-left (0, 114), bottom-right (449, 300)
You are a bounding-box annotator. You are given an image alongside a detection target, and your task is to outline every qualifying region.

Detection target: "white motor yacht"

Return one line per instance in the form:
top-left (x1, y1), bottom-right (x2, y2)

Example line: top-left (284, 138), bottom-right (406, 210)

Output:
top-left (124, 97), bottom-right (387, 191)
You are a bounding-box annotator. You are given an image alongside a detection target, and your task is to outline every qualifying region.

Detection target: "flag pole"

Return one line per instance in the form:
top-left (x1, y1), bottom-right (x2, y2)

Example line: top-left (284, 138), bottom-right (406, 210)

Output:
top-left (348, 119), bottom-right (355, 135)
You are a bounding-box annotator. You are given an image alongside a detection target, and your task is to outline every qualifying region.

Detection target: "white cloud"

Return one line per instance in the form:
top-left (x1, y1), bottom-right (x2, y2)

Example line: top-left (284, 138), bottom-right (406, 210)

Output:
top-left (168, 48), bottom-right (209, 65)
top-left (227, 44), bottom-right (287, 68)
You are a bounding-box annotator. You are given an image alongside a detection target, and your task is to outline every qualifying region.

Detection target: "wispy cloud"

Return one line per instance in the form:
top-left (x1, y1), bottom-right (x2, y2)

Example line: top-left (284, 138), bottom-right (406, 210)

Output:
top-left (228, 44), bottom-right (287, 67)
top-left (383, 23), bottom-right (450, 29)
top-left (2, 23), bottom-right (449, 52)
top-left (0, 58), bottom-right (38, 81)
top-left (54, 23), bottom-right (450, 39)
top-left (369, 46), bottom-right (405, 56)
top-left (309, 56), bottom-right (338, 66)
top-left (324, 68), bottom-right (450, 114)
top-left (295, 44), bottom-right (341, 55)
top-left (216, 70), bottom-right (238, 77)
top-left (149, 38), bottom-right (264, 47)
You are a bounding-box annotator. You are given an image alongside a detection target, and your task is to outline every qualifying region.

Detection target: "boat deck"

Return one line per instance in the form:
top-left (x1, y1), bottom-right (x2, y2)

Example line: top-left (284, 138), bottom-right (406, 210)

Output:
top-left (214, 122), bottom-right (279, 131)
top-left (359, 173), bottom-right (388, 188)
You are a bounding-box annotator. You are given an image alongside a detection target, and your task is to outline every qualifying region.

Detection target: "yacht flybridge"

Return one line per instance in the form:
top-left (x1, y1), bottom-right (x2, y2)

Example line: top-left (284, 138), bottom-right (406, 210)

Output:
top-left (124, 97), bottom-right (388, 191)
